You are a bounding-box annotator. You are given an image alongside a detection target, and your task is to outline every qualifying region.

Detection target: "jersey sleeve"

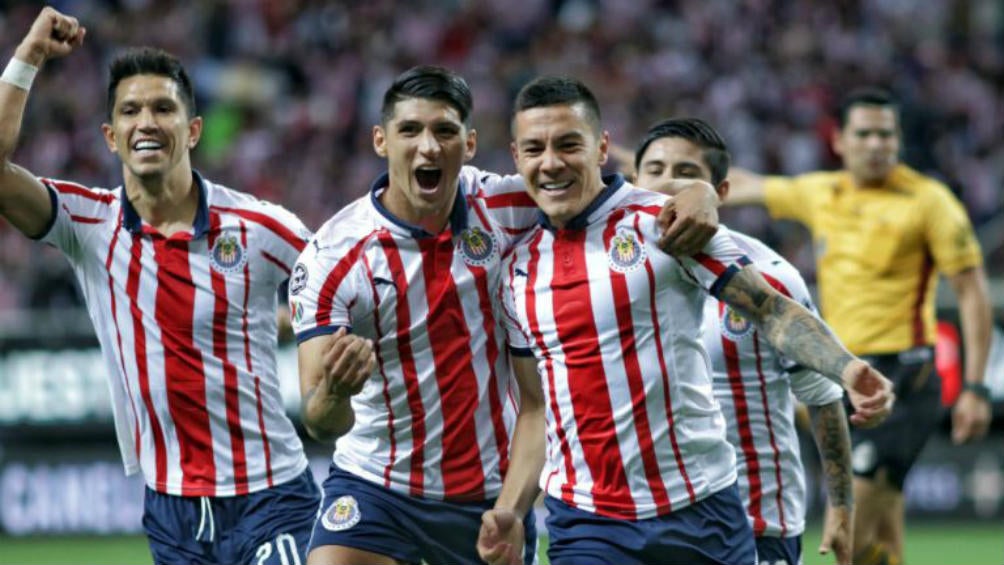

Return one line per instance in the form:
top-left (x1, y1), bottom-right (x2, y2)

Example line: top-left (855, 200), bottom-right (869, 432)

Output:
top-left (763, 174), bottom-right (817, 229)
top-left (678, 225), bottom-right (752, 299)
top-left (500, 260), bottom-right (534, 357)
top-left (248, 200), bottom-right (313, 286)
top-left (36, 179), bottom-right (116, 262)
top-left (466, 166), bottom-right (539, 252)
top-left (288, 235), bottom-right (364, 344)
top-left (923, 181), bottom-right (983, 276)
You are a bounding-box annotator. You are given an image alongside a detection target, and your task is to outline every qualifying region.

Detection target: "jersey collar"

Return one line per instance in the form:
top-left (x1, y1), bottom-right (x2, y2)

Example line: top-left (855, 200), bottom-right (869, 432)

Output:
top-left (537, 173), bottom-right (625, 231)
top-left (369, 172), bottom-right (468, 238)
top-left (121, 170), bottom-right (210, 238)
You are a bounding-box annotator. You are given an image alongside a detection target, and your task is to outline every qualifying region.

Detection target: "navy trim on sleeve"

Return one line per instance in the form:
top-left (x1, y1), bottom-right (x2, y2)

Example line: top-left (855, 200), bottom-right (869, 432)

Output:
top-left (29, 182), bottom-right (60, 241)
top-left (295, 325), bottom-right (351, 345)
top-left (508, 346), bottom-right (535, 357)
top-left (708, 256), bottom-right (751, 298)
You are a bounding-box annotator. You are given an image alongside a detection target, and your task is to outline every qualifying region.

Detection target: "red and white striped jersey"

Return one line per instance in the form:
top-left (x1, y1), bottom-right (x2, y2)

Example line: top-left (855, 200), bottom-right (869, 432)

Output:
top-left (502, 177), bottom-right (749, 520)
top-left (290, 166), bottom-right (537, 502)
top-left (38, 172), bottom-right (311, 497)
top-left (702, 230), bottom-right (843, 537)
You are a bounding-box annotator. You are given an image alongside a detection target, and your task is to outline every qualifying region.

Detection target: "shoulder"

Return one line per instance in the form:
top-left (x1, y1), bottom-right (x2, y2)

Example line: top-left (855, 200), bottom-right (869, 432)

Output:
top-left (310, 196), bottom-right (381, 253)
top-left (41, 178), bottom-right (119, 205)
top-left (206, 180), bottom-right (309, 232)
top-left (614, 183), bottom-right (669, 217)
top-left (892, 165), bottom-right (958, 202)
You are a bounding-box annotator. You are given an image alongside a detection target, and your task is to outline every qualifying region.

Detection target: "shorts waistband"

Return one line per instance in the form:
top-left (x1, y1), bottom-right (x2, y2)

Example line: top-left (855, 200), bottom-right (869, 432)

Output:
top-left (860, 346), bottom-right (933, 366)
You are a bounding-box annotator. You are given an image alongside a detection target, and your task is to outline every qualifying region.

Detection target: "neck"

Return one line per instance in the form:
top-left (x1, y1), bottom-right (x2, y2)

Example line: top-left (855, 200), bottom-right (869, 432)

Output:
top-left (124, 166), bottom-right (198, 233)
top-left (379, 184), bottom-right (456, 234)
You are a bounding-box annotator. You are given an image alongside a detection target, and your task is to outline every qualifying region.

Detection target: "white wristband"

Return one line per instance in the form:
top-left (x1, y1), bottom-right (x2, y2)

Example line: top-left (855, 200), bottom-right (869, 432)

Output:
top-left (1, 58), bottom-right (38, 91)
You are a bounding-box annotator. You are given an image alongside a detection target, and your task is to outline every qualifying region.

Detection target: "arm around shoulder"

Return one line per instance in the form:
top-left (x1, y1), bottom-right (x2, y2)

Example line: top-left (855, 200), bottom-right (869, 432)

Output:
top-left (723, 167), bottom-right (768, 206)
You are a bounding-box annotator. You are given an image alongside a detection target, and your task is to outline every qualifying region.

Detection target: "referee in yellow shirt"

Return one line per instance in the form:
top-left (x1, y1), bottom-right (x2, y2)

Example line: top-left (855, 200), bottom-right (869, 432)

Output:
top-left (726, 88), bottom-right (993, 565)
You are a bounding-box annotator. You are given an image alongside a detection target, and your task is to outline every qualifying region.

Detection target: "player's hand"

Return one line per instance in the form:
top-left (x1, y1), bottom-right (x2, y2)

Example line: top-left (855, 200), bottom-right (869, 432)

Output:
top-left (841, 360), bottom-right (895, 427)
top-left (321, 328), bottom-right (375, 401)
top-left (951, 389), bottom-right (992, 444)
top-left (818, 504), bottom-right (853, 565)
top-left (656, 180), bottom-right (719, 256)
top-left (15, 7), bottom-right (86, 67)
top-left (477, 508), bottom-right (524, 565)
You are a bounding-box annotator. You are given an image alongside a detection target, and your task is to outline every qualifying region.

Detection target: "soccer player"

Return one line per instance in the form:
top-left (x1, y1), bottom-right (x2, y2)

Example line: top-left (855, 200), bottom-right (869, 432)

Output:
top-left (479, 76), bottom-right (894, 565)
top-left (290, 66), bottom-right (721, 565)
top-left (0, 8), bottom-right (324, 564)
top-left (726, 87), bottom-right (993, 565)
top-left (633, 117), bottom-right (856, 565)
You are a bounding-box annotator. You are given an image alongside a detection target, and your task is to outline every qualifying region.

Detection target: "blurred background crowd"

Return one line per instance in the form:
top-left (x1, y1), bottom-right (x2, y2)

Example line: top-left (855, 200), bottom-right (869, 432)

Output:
top-left (0, 0), bottom-right (1002, 317)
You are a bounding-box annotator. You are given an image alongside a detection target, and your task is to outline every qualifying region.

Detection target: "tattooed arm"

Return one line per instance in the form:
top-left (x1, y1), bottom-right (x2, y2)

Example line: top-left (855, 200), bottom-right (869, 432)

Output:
top-left (718, 265), bottom-right (894, 425)
top-left (810, 400), bottom-right (854, 564)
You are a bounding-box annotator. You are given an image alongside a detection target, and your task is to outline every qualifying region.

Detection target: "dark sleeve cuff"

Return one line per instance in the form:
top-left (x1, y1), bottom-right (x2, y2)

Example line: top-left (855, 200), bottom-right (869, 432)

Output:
top-left (295, 325), bottom-right (351, 345)
top-left (508, 346), bottom-right (534, 357)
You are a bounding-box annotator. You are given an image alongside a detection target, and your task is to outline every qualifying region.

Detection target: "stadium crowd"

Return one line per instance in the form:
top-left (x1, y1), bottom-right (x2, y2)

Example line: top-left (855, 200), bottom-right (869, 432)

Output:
top-left (0, 0), bottom-right (1001, 313)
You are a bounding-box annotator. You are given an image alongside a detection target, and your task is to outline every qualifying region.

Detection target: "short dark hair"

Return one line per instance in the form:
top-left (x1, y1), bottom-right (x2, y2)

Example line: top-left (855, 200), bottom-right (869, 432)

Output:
top-left (634, 117), bottom-right (731, 186)
top-left (381, 65), bottom-right (473, 126)
top-left (107, 47), bottom-right (196, 120)
top-left (837, 87), bottom-right (898, 128)
top-left (512, 76), bottom-right (601, 134)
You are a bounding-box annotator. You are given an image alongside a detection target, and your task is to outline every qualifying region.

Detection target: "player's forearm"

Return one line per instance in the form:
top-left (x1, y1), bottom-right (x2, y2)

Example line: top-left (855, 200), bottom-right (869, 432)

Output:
top-left (809, 400), bottom-right (854, 508)
top-left (954, 269), bottom-right (992, 386)
top-left (301, 386), bottom-right (354, 443)
top-left (494, 403), bottom-right (545, 516)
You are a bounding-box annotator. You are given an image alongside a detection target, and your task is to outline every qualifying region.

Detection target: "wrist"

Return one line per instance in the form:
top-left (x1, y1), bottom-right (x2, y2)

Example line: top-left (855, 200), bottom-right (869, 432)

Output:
top-left (1, 57), bottom-right (38, 92)
top-left (13, 44), bottom-right (46, 68)
top-left (962, 381), bottom-right (992, 402)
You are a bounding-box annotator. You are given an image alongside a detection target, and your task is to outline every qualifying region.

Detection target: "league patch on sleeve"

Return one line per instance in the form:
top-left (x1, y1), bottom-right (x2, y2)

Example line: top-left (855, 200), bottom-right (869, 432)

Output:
top-left (290, 263), bottom-right (308, 296)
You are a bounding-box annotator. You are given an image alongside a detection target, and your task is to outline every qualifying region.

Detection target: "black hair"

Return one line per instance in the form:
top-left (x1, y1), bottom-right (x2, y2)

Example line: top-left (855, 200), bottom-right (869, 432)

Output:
top-left (634, 117), bottom-right (730, 186)
top-left (511, 75), bottom-right (601, 133)
top-left (381, 65), bottom-right (473, 126)
top-left (837, 87), bottom-right (898, 128)
top-left (107, 47), bottom-right (196, 120)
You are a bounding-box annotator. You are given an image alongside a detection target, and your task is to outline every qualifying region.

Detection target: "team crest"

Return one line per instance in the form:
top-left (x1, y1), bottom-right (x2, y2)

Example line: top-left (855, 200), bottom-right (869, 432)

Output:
top-left (457, 226), bottom-right (497, 266)
top-left (607, 229), bottom-right (646, 273)
top-left (321, 495), bottom-right (361, 532)
top-left (209, 233), bottom-right (247, 274)
top-left (290, 263), bottom-right (308, 296)
top-left (720, 306), bottom-right (754, 340)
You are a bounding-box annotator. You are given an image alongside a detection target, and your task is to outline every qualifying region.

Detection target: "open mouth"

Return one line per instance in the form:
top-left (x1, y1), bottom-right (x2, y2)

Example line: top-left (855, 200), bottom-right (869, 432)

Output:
top-left (539, 180), bottom-right (573, 193)
top-left (415, 167), bottom-right (442, 190)
top-left (132, 139), bottom-right (165, 155)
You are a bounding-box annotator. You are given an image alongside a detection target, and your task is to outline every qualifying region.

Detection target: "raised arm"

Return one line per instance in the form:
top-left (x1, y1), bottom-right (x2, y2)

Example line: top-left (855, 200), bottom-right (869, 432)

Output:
top-left (0, 7), bottom-right (85, 237)
top-left (478, 354), bottom-right (545, 565)
top-left (809, 400), bottom-right (855, 565)
top-left (723, 167), bottom-right (768, 206)
top-left (947, 265), bottom-right (993, 444)
top-left (297, 328), bottom-right (375, 443)
top-left (717, 265), bottom-right (894, 425)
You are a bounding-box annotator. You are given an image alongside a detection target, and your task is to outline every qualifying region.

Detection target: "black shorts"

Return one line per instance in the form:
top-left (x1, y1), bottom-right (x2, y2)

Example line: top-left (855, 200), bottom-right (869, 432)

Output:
top-left (846, 346), bottom-right (943, 490)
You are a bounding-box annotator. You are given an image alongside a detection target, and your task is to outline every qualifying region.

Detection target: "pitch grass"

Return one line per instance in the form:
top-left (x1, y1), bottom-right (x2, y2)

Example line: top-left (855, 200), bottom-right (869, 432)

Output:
top-left (1, 522), bottom-right (1000, 565)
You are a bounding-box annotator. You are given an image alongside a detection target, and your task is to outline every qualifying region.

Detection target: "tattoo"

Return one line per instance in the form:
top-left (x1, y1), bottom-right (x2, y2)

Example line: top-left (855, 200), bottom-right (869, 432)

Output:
top-left (810, 401), bottom-right (853, 507)
top-left (719, 267), bottom-right (855, 385)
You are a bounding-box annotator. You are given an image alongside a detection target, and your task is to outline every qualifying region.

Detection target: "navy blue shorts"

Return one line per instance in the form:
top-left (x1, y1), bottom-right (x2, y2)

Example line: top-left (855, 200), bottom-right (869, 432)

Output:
top-left (143, 468), bottom-right (321, 565)
top-left (755, 535), bottom-right (801, 565)
top-left (309, 464), bottom-right (538, 565)
top-left (544, 483), bottom-right (756, 565)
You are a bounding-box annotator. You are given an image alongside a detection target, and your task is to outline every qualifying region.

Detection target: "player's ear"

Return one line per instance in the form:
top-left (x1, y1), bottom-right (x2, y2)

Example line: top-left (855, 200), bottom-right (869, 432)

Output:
top-left (463, 128), bottom-right (477, 162)
top-left (716, 179), bottom-right (730, 203)
top-left (101, 123), bottom-right (118, 154)
top-left (831, 128), bottom-right (845, 158)
top-left (597, 130), bottom-right (610, 167)
top-left (373, 125), bottom-right (387, 158)
top-left (187, 116), bottom-right (203, 149)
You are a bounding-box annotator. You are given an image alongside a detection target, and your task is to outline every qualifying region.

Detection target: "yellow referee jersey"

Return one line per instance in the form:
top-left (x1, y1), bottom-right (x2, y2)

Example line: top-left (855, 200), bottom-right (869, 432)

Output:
top-left (763, 164), bottom-right (983, 355)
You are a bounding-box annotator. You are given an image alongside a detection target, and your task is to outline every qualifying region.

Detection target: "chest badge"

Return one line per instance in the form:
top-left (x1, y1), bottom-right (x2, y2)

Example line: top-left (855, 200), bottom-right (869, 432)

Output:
top-left (457, 226), bottom-right (497, 267)
top-left (720, 305), bottom-right (755, 340)
top-left (209, 233), bottom-right (247, 274)
top-left (608, 229), bottom-right (646, 273)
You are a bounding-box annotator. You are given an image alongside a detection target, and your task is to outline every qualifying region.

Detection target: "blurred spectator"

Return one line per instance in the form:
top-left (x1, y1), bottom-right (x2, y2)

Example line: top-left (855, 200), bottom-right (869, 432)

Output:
top-left (0, 0), bottom-right (1001, 312)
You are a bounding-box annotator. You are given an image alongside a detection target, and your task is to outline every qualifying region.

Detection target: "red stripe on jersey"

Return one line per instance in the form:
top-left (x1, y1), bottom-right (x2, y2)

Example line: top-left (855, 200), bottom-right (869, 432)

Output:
top-left (752, 335), bottom-right (788, 535)
top-left (693, 252), bottom-right (727, 276)
top-left (522, 232), bottom-right (577, 504)
top-left (551, 229), bottom-right (634, 518)
top-left (912, 254), bottom-right (934, 346)
top-left (638, 223), bottom-right (695, 508)
top-left (208, 215), bottom-right (249, 494)
top-left (315, 238), bottom-right (370, 327)
top-left (760, 273), bottom-right (792, 298)
top-left (70, 215), bottom-right (104, 224)
top-left (254, 376), bottom-right (273, 487)
top-left (239, 223), bottom-right (271, 486)
top-left (604, 213), bottom-right (670, 512)
top-left (46, 179), bottom-right (116, 204)
top-left (378, 232), bottom-right (427, 497)
top-left (210, 205), bottom-right (305, 252)
top-left (153, 237), bottom-right (215, 496)
top-left (106, 228), bottom-right (142, 460)
top-left (127, 236), bottom-right (168, 487)
top-left (261, 250), bottom-right (291, 276)
top-left (360, 254), bottom-right (399, 488)
top-left (720, 301), bottom-right (767, 534)
top-left (481, 191), bottom-right (537, 209)
top-left (420, 233), bottom-right (487, 501)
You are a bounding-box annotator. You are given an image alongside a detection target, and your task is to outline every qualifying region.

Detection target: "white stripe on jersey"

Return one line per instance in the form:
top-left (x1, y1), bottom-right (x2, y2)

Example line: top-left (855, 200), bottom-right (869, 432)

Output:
top-left (291, 166), bottom-right (536, 502)
top-left (39, 173), bottom-right (311, 496)
top-left (503, 178), bottom-right (744, 520)
top-left (702, 230), bottom-right (843, 537)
